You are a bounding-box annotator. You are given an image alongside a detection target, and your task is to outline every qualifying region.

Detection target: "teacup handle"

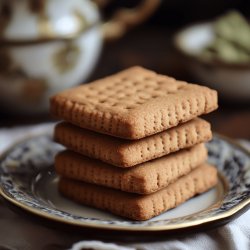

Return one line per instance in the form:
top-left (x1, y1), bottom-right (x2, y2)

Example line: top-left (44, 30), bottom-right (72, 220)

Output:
top-left (97, 0), bottom-right (160, 40)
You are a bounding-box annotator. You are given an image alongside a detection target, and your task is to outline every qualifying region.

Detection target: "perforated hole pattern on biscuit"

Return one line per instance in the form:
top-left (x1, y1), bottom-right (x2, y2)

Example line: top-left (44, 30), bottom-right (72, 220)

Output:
top-left (80, 76), bottom-right (184, 111)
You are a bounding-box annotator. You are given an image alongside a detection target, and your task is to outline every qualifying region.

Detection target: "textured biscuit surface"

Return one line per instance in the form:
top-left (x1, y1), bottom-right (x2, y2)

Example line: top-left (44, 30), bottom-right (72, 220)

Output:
top-left (50, 66), bottom-right (218, 139)
top-left (55, 144), bottom-right (207, 194)
top-left (54, 118), bottom-right (212, 167)
top-left (59, 164), bottom-right (218, 220)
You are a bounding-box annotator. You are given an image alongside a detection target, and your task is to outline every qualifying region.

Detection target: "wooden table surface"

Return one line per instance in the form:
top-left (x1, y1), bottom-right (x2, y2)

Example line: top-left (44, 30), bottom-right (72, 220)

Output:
top-left (0, 25), bottom-right (249, 250)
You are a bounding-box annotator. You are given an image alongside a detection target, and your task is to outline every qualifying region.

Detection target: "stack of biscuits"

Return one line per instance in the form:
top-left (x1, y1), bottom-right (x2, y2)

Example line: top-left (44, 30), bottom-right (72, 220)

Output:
top-left (50, 66), bottom-right (218, 221)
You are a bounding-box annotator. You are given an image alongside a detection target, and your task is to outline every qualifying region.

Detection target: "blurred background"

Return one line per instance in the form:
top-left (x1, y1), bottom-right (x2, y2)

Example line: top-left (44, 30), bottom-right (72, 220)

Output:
top-left (0, 0), bottom-right (249, 139)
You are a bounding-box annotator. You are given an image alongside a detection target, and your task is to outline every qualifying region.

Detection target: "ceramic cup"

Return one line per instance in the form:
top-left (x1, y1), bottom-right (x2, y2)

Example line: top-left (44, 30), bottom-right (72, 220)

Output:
top-left (0, 0), bottom-right (159, 114)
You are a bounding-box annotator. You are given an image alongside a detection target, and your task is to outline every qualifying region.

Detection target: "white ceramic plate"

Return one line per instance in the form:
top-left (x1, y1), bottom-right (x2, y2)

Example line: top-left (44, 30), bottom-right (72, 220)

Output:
top-left (0, 134), bottom-right (249, 234)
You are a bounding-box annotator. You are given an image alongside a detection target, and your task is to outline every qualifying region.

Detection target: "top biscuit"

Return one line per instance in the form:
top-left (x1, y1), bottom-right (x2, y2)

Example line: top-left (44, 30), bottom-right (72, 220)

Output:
top-left (50, 66), bottom-right (218, 139)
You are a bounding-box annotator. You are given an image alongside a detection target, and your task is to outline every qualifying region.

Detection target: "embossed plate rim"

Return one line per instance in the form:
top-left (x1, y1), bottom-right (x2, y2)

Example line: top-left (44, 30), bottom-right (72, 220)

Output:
top-left (0, 133), bottom-right (249, 232)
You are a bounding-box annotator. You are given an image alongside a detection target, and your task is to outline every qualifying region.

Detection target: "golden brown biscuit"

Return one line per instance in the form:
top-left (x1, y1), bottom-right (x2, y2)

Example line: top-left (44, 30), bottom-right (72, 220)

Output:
top-left (54, 118), bottom-right (212, 167)
top-left (50, 66), bottom-right (218, 139)
top-left (59, 164), bottom-right (218, 220)
top-left (55, 144), bottom-right (207, 194)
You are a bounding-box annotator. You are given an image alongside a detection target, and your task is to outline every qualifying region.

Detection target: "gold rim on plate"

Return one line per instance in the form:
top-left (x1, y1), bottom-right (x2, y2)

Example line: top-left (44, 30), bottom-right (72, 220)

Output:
top-left (0, 133), bottom-right (249, 232)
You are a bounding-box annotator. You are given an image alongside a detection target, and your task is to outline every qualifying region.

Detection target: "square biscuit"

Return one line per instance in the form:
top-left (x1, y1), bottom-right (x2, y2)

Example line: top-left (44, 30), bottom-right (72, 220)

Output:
top-left (59, 164), bottom-right (218, 220)
top-left (55, 143), bottom-right (207, 194)
top-left (54, 118), bottom-right (212, 167)
top-left (50, 66), bottom-right (218, 139)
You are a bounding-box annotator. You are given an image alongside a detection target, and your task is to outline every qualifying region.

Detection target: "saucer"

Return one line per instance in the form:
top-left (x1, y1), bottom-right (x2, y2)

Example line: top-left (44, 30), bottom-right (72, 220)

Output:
top-left (0, 134), bottom-right (249, 233)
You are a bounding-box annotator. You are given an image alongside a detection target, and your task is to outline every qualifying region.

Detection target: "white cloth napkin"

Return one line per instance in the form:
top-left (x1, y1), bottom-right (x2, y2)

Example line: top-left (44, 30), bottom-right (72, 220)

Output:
top-left (0, 123), bottom-right (54, 153)
top-left (0, 123), bottom-right (249, 250)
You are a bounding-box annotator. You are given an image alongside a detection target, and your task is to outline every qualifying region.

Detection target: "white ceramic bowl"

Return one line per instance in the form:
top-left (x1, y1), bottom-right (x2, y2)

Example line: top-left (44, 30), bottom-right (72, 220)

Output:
top-left (174, 22), bottom-right (250, 101)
